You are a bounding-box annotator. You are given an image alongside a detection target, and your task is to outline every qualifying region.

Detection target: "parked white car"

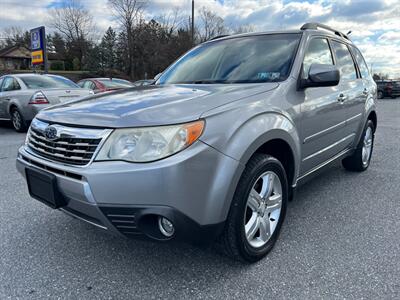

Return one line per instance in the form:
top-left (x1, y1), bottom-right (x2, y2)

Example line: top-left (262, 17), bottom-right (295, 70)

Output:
top-left (0, 73), bottom-right (93, 132)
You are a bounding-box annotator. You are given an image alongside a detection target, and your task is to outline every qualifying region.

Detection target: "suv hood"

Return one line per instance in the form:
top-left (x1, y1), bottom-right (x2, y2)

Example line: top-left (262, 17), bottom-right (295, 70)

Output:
top-left (37, 83), bottom-right (278, 127)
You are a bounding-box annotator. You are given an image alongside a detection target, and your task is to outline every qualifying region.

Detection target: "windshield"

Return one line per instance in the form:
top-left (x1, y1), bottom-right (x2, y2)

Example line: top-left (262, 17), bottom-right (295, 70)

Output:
top-left (21, 75), bottom-right (79, 89)
top-left (98, 79), bottom-right (132, 88)
top-left (157, 33), bottom-right (301, 84)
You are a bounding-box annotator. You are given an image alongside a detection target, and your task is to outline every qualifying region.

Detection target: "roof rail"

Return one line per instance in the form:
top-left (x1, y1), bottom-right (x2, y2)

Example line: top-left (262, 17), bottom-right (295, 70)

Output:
top-left (209, 35), bottom-right (230, 41)
top-left (301, 23), bottom-right (349, 40)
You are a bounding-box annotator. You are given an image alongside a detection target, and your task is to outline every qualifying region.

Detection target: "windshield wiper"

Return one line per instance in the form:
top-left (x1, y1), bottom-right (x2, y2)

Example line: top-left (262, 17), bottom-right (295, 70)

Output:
top-left (191, 79), bottom-right (228, 84)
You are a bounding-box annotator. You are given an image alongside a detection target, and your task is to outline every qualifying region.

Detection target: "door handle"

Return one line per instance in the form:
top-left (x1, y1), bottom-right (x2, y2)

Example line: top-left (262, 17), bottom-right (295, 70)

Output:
top-left (337, 93), bottom-right (347, 103)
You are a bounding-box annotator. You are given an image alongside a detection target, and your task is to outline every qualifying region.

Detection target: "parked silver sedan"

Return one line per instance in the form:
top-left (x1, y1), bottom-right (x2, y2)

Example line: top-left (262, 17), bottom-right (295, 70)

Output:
top-left (0, 73), bottom-right (93, 132)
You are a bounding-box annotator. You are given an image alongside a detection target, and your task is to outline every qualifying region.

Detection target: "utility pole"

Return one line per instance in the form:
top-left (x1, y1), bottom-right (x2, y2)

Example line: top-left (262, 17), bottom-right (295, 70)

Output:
top-left (191, 0), bottom-right (195, 45)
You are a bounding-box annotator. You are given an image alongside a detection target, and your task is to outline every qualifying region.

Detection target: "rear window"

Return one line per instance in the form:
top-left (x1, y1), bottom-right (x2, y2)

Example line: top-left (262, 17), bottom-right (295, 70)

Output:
top-left (98, 79), bottom-right (132, 88)
top-left (49, 76), bottom-right (79, 88)
top-left (20, 75), bottom-right (78, 89)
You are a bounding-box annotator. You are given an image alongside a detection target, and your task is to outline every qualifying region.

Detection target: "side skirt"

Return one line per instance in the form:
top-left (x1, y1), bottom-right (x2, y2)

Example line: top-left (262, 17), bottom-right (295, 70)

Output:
top-left (293, 148), bottom-right (353, 188)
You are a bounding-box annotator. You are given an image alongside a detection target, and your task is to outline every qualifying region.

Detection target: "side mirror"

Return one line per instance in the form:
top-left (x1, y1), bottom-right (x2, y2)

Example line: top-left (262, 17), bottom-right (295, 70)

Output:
top-left (299, 63), bottom-right (340, 89)
top-left (154, 73), bottom-right (162, 81)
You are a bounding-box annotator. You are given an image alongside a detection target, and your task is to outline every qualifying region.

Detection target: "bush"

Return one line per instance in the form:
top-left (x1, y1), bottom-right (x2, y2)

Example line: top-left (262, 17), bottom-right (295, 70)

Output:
top-left (72, 58), bottom-right (80, 71)
top-left (50, 61), bottom-right (64, 71)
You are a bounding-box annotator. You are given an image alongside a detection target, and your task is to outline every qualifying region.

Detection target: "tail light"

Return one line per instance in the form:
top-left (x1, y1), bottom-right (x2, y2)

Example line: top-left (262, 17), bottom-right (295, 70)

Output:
top-left (29, 91), bottom-right (49, 104)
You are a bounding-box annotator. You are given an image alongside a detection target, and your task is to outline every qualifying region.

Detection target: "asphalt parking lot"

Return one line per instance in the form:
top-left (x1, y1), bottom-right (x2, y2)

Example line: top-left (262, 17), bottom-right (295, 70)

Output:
top-left (0, 99), bottom-right (399, 299)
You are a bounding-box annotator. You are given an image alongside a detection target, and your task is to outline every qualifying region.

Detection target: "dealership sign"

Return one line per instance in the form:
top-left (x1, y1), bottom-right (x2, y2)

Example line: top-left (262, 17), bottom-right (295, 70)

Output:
top-left (30, 26), bottom-right (47, 69)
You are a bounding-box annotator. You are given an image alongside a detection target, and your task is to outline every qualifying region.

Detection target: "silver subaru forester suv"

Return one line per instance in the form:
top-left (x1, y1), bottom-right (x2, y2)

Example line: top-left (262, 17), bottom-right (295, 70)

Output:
top-left (17, 23), bottom-right (377, 262)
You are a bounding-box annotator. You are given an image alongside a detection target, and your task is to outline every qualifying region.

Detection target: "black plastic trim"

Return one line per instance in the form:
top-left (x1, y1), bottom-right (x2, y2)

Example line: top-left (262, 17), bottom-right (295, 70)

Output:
top-left (99, 205), bottom-right (225, 245)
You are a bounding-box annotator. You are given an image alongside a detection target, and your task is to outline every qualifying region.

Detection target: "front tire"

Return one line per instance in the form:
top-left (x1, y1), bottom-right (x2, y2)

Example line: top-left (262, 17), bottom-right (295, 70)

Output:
top-left (377, 91), bottom-right (383, 99)
top-left (342, 120), bottom-right (375, 172)
top-left (11, 107), bottom-right (27, 132)
top-left (220, 154), bottom-right (288, 262)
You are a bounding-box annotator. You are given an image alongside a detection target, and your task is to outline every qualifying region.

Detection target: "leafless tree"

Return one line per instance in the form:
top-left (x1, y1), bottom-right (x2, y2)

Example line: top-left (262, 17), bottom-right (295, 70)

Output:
top-left (48, 0), bottom-right (94, 68)
top-left (197, 7), bottom-right (227, 42)
top-left (155, 8), bottom-right (185, 37)
top-left (0, 26), bottom-right (30, 48)
top-left (229, 24), bottom-right (256, 34)
top-left (108, 0), bottom-right (148, 78)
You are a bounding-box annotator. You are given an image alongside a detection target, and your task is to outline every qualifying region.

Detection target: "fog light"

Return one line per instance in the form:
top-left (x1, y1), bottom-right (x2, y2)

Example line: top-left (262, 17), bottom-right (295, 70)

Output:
top-left (158, 217), bottom-right (175, 237)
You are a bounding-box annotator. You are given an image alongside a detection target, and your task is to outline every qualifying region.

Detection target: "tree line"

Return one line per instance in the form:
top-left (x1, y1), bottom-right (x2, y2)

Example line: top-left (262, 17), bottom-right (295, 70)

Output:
top-left (0, 0), bottom-right (254, 81)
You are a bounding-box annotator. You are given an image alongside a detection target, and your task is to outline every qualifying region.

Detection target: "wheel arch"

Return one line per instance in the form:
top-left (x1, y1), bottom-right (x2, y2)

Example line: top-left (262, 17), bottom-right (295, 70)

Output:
top-left (367, 110), bottom-right (377, 132)
top-left (252, 138), bottom-right (296, 192)
top-left (226, 112), bottom-right (301, 188)
top-left (8, 102), bottom-right (20, 118)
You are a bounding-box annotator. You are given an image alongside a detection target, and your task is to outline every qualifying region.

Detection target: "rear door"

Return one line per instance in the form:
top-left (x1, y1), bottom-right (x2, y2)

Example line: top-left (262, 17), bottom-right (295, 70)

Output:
top-left (300, 37), bottom-right (350, 175)
top-left (349, 45), bottom-right (373, 134)
top-left (330, 41), bottom-right (365, 139)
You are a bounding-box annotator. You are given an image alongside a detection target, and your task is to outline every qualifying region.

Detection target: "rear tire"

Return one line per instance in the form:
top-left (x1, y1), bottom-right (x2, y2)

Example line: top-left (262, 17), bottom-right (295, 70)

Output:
top-left (342, 120), bottom-right (375, 172)
top-left (11, 107), bottom-right (28, 132)
top-left (220, 154), bottom-right (288, 262)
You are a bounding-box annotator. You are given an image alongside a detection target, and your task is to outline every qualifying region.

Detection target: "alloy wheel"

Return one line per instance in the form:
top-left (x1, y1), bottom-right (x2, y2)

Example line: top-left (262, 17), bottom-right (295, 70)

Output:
top-left (244, 171), bottom-right (283, 248)
top-left (12, 110), bottom-right (22, 131)
top-left (362, 126), bottom-right (373, 167)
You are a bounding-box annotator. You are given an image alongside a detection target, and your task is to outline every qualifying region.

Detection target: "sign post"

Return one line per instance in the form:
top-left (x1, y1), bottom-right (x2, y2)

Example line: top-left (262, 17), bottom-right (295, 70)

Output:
top-left (30, 26), bottom-right (48, 73)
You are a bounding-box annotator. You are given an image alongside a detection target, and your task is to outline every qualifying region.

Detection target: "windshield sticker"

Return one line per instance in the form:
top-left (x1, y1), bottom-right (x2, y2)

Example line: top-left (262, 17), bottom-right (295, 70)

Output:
top-left (257, 72), bottom-right (280, 80)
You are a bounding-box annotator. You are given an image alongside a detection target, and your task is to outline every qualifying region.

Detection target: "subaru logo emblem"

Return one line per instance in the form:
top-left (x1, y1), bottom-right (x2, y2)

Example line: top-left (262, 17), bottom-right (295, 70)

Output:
top-left (44, 126), bottom-right (58, 140)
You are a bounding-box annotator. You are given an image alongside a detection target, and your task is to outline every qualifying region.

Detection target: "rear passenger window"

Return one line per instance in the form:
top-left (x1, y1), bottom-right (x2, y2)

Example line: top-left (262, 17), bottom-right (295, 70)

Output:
top-left (331, 41), bottom-right (357, 81)
top-left (352, 46), bottom-right (370, 78)
top-left (303, 38), bottom-right (333, 76)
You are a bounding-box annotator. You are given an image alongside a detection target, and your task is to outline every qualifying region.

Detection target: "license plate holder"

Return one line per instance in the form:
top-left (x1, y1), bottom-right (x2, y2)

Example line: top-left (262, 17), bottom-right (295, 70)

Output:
top-left (25, 167), bottom-right (66, 209)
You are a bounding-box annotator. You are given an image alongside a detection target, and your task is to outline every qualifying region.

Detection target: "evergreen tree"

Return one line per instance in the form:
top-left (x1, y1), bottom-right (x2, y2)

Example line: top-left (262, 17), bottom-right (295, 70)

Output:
top-left (99, 27), bottom-right (117, 70)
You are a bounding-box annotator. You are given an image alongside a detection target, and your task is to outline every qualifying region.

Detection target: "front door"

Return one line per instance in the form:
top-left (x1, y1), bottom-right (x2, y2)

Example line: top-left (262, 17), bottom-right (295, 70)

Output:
top-left (0, 76), bottom-right (21, 119)
top-left (0, 77), bottom-right (8, 118)
top-left (299, 37), bottom-right (349, 175)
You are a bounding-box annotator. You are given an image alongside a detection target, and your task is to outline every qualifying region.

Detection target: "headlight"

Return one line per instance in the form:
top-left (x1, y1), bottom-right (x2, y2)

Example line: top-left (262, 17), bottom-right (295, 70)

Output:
top-left (96, 120), bottom-right (204, 162)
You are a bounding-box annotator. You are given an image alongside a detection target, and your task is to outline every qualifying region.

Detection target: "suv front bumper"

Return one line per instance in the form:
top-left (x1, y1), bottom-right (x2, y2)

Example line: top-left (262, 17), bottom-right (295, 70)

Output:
top-left (16, 141), bottom-right (242, 243)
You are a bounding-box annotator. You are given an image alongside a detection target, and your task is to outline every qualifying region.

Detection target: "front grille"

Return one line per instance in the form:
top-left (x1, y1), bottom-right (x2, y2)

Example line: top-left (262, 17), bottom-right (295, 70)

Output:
top-left (20, 154), bottom-right (83, 180)
top-left (27, 122), bottom-right (105, 166)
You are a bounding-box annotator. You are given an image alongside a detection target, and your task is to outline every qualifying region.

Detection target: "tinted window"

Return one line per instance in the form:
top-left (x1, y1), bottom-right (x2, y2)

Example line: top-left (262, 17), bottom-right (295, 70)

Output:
top-left (98, 79), bottom-right (131, 88)
top-left (303, 38), bottom-right (333, 76)
top-left (351, 46), bottom-right (369, 78)
top-left (21, 75), bottom-right (78, 89)
top-left (49, 75), bottom-right (79, 88)
top-left (1, 77), bottom-right (20, 91)
top-left (83, 81), bottom-right (96, 89)
top-left (331, 41), bottom-right (357, 81)
top-left (111, 78), bottom-right (133, 86)
top-left (0, 78), bottom-right (4, 89)
top-left (158, 34), bottom-right (301, 84)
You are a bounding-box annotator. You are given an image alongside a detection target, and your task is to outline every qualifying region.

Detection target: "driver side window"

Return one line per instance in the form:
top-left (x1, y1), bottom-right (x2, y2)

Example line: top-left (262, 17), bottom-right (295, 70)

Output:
top-left (303, 38), bottom-right (334, 77)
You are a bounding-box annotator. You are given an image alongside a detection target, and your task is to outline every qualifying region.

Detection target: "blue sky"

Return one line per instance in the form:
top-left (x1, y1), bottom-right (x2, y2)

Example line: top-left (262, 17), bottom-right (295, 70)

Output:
top-left (1, 0), bottom-right (399, 77)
